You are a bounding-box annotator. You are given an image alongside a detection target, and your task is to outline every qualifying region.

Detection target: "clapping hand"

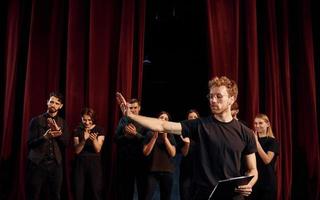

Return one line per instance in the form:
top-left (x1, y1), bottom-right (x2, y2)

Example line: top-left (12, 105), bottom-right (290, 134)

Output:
top-left (180, 136), bottom-right (190, 144)
top-left (45, 118), bottom-right (62, 138)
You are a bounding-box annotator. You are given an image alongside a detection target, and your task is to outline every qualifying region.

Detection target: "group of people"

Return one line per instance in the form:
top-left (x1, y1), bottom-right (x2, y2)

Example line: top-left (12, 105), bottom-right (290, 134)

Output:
top-left (25, 75), bottom-right (279, 200)
top-left (26, 92), bottom-right (105, 200)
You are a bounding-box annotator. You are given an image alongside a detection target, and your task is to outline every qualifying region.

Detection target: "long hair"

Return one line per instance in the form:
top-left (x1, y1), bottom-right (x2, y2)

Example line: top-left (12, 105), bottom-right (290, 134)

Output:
top-left (255, 113), bottom-right (275, 138)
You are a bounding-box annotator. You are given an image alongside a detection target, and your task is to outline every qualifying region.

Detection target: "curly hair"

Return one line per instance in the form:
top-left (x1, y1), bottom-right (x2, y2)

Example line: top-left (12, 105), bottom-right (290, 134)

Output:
top-left (208, 76), bottom-right (238, 100)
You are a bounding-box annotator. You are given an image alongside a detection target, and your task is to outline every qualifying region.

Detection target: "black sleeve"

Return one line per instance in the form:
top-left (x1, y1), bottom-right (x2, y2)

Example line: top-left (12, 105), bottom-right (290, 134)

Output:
top-left (27, 117), bottom-right (48, 149)
top-left (267, 138), bottom-right (279, 155)
top-left (180, 118), bottom-right (199, 139)
top-left (114, 117), bottom-right (127, 143)
top-left (242, 125), bottom-right (257, 155)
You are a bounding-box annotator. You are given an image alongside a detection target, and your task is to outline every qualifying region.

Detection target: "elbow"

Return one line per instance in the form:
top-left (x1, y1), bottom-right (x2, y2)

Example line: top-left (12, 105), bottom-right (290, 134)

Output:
top-left (263, 159), bottom-right (272, 165)
top-left (169, 149), bottom-right (176, 157)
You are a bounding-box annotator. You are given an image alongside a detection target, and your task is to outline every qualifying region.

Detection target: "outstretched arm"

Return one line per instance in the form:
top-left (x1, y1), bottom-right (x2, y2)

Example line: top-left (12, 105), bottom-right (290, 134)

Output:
top-left (116, 92), bottom-right (182, 135)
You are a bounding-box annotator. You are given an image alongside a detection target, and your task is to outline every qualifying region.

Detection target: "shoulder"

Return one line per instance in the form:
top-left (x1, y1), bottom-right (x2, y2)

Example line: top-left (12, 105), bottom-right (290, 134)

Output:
top-left (94, 125), bottom-right (105, 134)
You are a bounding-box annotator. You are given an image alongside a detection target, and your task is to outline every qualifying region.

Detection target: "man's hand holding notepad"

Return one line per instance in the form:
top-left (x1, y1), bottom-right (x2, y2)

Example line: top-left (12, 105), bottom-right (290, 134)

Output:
top-left (208, 175), bottom-right (254, 200)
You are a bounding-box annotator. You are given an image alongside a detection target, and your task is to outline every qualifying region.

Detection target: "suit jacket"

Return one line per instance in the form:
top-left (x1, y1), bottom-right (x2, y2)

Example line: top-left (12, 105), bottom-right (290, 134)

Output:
top-left (27, 112), bottom-right (69, 165)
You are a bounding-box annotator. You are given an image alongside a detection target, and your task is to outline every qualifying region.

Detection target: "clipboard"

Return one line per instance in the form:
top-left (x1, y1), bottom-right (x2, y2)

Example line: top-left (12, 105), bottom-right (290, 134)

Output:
top-left (208, 175), bottom-right (254, 200)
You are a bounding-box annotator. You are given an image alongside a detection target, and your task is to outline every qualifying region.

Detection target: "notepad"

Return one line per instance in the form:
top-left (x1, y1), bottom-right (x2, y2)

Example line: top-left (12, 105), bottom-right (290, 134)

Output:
top-left (208, 175), bottom-right (254, 200)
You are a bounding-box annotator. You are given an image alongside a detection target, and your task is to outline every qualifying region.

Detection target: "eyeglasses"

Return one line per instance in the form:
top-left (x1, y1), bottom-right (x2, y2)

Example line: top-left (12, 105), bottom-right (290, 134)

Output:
top-left (206, 93), bottom-right (228, 100)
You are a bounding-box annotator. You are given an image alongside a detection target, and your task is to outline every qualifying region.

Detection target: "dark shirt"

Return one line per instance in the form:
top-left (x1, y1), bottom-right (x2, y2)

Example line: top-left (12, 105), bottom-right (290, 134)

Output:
top-left (114, 117), bottom-right (146, 161)
top-left (256, 137), bottom-right (279, 188)
top-left (144, 131), bottom-right (176, 173)
top-left (180, 116), bottom-right (257, 189)
top-left (28, 112), bottom-right (69, 164)
top-left (73, 125), bottom-right (104, 156)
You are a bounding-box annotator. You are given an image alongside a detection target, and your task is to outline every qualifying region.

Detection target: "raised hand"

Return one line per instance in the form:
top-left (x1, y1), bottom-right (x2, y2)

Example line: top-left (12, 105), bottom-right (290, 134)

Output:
top-left (180, 135), bottom-right (190, 144)
top-left (47, 118), bottom-right (61, 131)
top-left (89, 132), bottom-right (98, 141)
top-left (124, 123), bottom-right (137, 136)
top-left (116, 92), bottom-right (131, 116)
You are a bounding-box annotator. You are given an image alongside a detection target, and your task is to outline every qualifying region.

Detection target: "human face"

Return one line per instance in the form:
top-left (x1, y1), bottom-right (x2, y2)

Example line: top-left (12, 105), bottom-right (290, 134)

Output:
top-left (47, 96), bottom-right (63, 114)
top-left (81, 114), bottom-right (93, 129)
top-left (208, 86), bottom-right (234, 115)
top-left (159, 113), bottom-right (169, 121)
top-left (254, 118), bottom-right (269, 135)
top-left (129, 102), bottom-right (141, 115)
top-left (188, 112), bottom-right (199, 120)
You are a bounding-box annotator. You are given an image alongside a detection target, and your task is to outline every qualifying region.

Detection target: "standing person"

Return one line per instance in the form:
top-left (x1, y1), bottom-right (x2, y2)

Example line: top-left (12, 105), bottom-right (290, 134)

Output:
top-left (143, 111), bottom-right (176, 200)
top-left (177, 109), bottom-right (200, 200)
top-left (251, 114), bottom-right (279, 200)
top-left (26, 92), bottom-right (69, 200)
top-left (114, 98), bottom-right (147, 200)
top-left (73, 108), bottom-right (105, 200)
top-left (116, 76), bottom-right (258, 200)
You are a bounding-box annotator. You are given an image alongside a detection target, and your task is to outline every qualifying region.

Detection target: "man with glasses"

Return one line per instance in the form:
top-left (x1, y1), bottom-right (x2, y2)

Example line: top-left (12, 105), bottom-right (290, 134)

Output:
top-left (116, 76), bottom-right (258, 200)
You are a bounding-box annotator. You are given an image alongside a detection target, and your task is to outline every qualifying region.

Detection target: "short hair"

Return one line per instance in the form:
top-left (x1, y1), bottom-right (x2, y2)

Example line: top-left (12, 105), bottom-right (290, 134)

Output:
top-left (81, 107), bottom-right (96, 122)
top-left (128, 98), bottom-right (141, 105)
top-left (208, 76), bottom-right (238, 100)
top-left (49, 92), bottom-right (64, 104)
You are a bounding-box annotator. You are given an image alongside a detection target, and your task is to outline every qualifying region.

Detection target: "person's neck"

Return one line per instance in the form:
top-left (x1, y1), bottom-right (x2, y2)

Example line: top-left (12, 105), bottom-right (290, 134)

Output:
top-left (258, 132), bottom-right (267, 137)
top-left (214, 112), bottom-right (233, 122)
top-left (47, 111), bottom-right (58, 117)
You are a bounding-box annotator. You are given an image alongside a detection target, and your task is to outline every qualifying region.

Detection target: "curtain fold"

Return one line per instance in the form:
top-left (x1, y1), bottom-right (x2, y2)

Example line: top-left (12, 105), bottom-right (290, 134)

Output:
top-left (1, 0), bottom-right (319, 199)
top-left (0, 0), bottom-right (146, 199)
top-left (206, 0), bottom-right (319, 199)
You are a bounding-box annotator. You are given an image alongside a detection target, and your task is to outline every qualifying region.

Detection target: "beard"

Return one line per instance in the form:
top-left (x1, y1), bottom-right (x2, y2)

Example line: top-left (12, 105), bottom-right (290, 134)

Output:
top-left (48, 106), bottom-right (58, 113)
top-left (210, 104), bottom-right (229, 115)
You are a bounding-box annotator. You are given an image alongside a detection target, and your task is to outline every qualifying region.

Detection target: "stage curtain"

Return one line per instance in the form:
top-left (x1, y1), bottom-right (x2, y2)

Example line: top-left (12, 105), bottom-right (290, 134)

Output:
top-left (0, 0), bottom-right (146, 199)
top-left (206, 0), bottom-right (319, 199)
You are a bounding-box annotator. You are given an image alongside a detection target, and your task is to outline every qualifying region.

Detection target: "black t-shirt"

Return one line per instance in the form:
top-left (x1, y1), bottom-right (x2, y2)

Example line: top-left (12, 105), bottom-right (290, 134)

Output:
top-left (180, 115), bottom-right (257, 188)
top-left (144, 131), bottom-right (176, 173)
top-left (256, 137), bottom-right (279, 188)
top-left (74, 125), bottom-right (104, 156)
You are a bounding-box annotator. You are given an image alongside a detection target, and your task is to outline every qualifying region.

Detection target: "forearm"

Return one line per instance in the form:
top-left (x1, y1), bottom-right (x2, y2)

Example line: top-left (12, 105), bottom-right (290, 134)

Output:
top-left (256, 140), bottom-right (273, 164)
top-left (28, 129), bottom-right (50, 148)
top-left (181, 142), bottom-right (190, 156)
top-left (74, 139), bottom-right (86, 154)
top-left (143, 138), bottom-right (157, 156)
top-left (164, 137), bottom-right (176, 157)
top-left (128, 114), bottom-right (182, 135)
top-left (246, 168), bottom-right (258, 187)
top-left (92, 139), bottom-right (103, 153)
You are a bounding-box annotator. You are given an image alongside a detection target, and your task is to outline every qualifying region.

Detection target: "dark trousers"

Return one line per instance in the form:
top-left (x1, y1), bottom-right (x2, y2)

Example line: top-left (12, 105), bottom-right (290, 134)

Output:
top-left (180, 174), bottom-right (192, 200)
top-left (73, 156), bottom-right (102, 200)
top-left (26, 159), bottom-right (62, 200)
top-left (191, 184), bottom-right (244, 200)
top-left (116, 158), bottom-right (146, 200)
top-left (144, 172), bottom-right (173, 200)
top-left (250, 185), bottom-right (276, 200)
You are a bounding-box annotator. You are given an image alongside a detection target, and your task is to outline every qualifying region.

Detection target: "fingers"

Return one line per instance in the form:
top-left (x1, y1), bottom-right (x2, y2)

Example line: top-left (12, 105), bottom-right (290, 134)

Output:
top-left (235, 185), bottom-right (252, 196)
top-left (50, 130), bottom-right (62, 138)
top-left (47, 118), bottom-right (60, 131)
top-left (89, 133), bottom-right (98, 140)
top-left (116, 92), bottom-right (127, 106)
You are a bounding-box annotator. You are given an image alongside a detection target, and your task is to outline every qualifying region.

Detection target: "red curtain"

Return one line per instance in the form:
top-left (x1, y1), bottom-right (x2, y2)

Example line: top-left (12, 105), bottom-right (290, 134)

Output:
top-left (1, 0), bottom-right (320, 200)
top-left (0, 0), bottom-right (145, 199)
top-left (206, 0), bottom-right (319, 200)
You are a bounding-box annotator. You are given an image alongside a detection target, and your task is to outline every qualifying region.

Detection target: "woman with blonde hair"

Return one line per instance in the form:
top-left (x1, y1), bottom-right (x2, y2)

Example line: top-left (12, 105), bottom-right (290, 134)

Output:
top-left (251, 113), bottom-right (279, 200)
